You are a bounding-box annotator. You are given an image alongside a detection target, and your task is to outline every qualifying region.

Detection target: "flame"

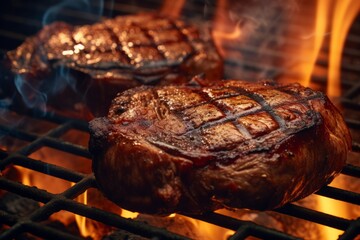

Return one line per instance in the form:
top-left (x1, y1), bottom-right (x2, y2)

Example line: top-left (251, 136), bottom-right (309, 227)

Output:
top-left (316, 197), bottom-right (346, 239)
top-left (212, 0), bottom-right (242, 56)
top-left (210, 0), bottom-right (358, 238)
top-left (74, 189), bottom-right (96, 238)
top-left (295, 1), bottom-right (360, 238)
top-left (160, 0), bottom-right (185, 18)
top-left (314, 2), bottom-right (359, 237)
top-left (73, 187), bottom-right (124, 239)
top-left (3, 1), bottom-right (359, 240)
top-left (120, 208), bottom-right (139, 219)
top-left (184, 212), bottom-right (235, 240)
top-left (170, 213), bottom-right (234, 240)
top-left (16, 166), bottom-right (32, 186)
top-left (212, 22), bottom-right (242, 56)
top-left (296, 0), bottom-right (330, 88)
top-left (315, 174), bottom-right (359, 239)
top-left (8, 132), bottom-right (92, 230)
top-left (327, 0), bottom-right (360, 98)
top-left (134, 212), bottom-right (234, 239)
top-left (289, 0), bottom-right (360, 100)
top-left (112, 208), bottom-right (233, 239)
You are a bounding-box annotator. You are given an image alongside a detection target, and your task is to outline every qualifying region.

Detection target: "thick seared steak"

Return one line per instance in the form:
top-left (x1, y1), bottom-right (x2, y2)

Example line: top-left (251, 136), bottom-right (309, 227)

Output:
top-left (89, 80), bottom-right (351, 214)
top-left (4, 14), bottom-right (222, 118)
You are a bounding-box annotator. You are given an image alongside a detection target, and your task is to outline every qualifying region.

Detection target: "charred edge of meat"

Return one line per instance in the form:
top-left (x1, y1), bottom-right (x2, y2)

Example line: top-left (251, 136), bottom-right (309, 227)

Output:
top-left (89, 80), bottom-right (351, 215)
top-left (3, 14), bottom-right (223, 118)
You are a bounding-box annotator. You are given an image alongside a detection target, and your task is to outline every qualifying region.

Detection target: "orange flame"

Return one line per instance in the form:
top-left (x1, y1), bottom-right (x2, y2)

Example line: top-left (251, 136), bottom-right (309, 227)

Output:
top-left (327, 0), bottom-right (360, 98)
top-left (75, 190), bottom-right (90, 237)
top-left (300, 1), bottom-right (360, 238)
top-left (75, 190), bottom-right (91, 238)
top-left (14, 166), bottom-right (32, 186)
top-left (5, 1), bottom-right (359, 239)
top-left (290, 0), bottom-right (359, 100)
top-left (297, 0), bottom-right (330, 88)
top-left (121, 208), bottom-right (139, 219)
top-left (160, 0), bottom-right (185, 18)
top-left (73, 188), bottom-right (123, 239)
top-left (212, 0), bottom-right (242, 57)
top-left (182, 212), bottom-right (235, 240)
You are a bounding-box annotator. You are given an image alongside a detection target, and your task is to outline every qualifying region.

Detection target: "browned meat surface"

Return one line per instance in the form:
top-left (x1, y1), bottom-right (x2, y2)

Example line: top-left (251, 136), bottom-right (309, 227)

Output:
top-left (89, 80), bottom-right (351, 215)
top-left (3, 14), bottom-right (222, 118)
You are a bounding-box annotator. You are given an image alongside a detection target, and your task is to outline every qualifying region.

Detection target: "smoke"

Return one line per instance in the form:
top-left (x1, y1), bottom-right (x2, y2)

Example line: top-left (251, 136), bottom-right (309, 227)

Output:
top-left (0, 0), bottom-right (108, 131)
top-left (211, 0), bottom-right (299, 80)
top-left (14, 75), bottom-right (47, 112)
top-left (42, 0), bottom-right (105, 26)
top-left (229, 0), bottom-right (298, 28)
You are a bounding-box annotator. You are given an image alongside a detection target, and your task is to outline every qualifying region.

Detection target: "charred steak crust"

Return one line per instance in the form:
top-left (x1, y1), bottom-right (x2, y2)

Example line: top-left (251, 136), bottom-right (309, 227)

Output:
top-left (4, 14), bottom-right (223, 117)
top-left (89, 80), bottom-right (351, 215)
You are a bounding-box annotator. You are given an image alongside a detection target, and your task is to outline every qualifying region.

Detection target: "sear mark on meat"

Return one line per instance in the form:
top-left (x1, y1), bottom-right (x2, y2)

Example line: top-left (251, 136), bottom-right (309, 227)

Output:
top-left (89, 79), bottom-right (351, 215)
top-left (4, 14), bottom-right (223, 118)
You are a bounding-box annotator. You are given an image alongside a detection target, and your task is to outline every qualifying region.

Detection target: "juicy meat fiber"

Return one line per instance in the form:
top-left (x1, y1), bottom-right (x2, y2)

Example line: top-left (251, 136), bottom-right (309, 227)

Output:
top-left (4, 14), bottom-right (222, 118)
top-left (89, 80), bottom-right (351, 215)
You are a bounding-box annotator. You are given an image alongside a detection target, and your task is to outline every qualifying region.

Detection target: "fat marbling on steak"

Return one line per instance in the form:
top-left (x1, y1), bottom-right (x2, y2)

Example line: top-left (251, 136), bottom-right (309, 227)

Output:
top-left (89, 80), bottom-right (351, 214)
top-left (4, 14), bottom-right (222, 118)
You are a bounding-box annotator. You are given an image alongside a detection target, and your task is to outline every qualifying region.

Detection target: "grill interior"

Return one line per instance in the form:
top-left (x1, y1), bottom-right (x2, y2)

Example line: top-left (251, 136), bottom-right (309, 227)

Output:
top-left (1, 0), bottom-right (360, 239)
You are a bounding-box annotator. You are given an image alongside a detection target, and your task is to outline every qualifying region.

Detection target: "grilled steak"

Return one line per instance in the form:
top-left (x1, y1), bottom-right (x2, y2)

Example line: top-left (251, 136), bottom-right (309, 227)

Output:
top-left (3, 14), bottom-right (222, 118)
top-left (89, 80), bottom-right (351, 214)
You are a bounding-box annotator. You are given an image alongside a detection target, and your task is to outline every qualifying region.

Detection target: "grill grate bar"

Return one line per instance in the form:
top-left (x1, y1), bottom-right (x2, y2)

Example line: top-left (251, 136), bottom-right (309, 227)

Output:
top-left (42, 137), bottom-right (91, 158)
top-left (0, 125), bottom-right (37, 143)
top-left (338, 219), bottom-right (360, 240)
top-left (1, 1), bottom-right (360, 239)
top-left (62, 175), bottom-right (95, 199)
top-left (2, 2), bottom-right (360, 83)
top-left (275, 204), bottom-right (350, 230)
top-left (315, 186), bottom-right (360, 205)
top-left (342, 164), bottom-right (360, 177)
top-left (0, 172), bottom-right (190, 239)
top-left (60, 199), bottom-right (190, 240)
top-left (186, 212), bottom-right (299, 240)
top-left (0, 210), bottom-right (18, 226)
top-left (345, 118), bottom-right (360, 130)
top-left (0, 220), bottom-right (84, 240)
top-left (11, 155), bottom-right (87, 182)
top-left (341, 99), bottom-right (360, 111)
top-left (228, 225), bottom-right (301, 240)
top-left (23, 222), bottom-right (83, 240)
top-left (343, 82), bottom-right (360, 99)
top-left (0, 177), bottom-right (55, 203)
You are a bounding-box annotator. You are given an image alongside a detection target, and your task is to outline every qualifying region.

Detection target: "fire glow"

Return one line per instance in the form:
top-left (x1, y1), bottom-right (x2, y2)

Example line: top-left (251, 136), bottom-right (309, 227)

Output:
top-left (0, 0), bottom-right (359, 239)
top-left (286, 0), bottom-right (360, 99)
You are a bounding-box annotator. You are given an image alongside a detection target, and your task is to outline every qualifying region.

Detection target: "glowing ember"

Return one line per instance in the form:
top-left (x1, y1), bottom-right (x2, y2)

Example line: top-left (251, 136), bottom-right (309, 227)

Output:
top-left (1, 1), bottom-right (358, 239)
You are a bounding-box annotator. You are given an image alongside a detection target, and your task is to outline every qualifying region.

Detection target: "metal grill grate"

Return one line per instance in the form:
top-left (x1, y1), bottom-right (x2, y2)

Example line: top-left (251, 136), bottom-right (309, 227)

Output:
top-left (1, 0), bottom-right (360, 239)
